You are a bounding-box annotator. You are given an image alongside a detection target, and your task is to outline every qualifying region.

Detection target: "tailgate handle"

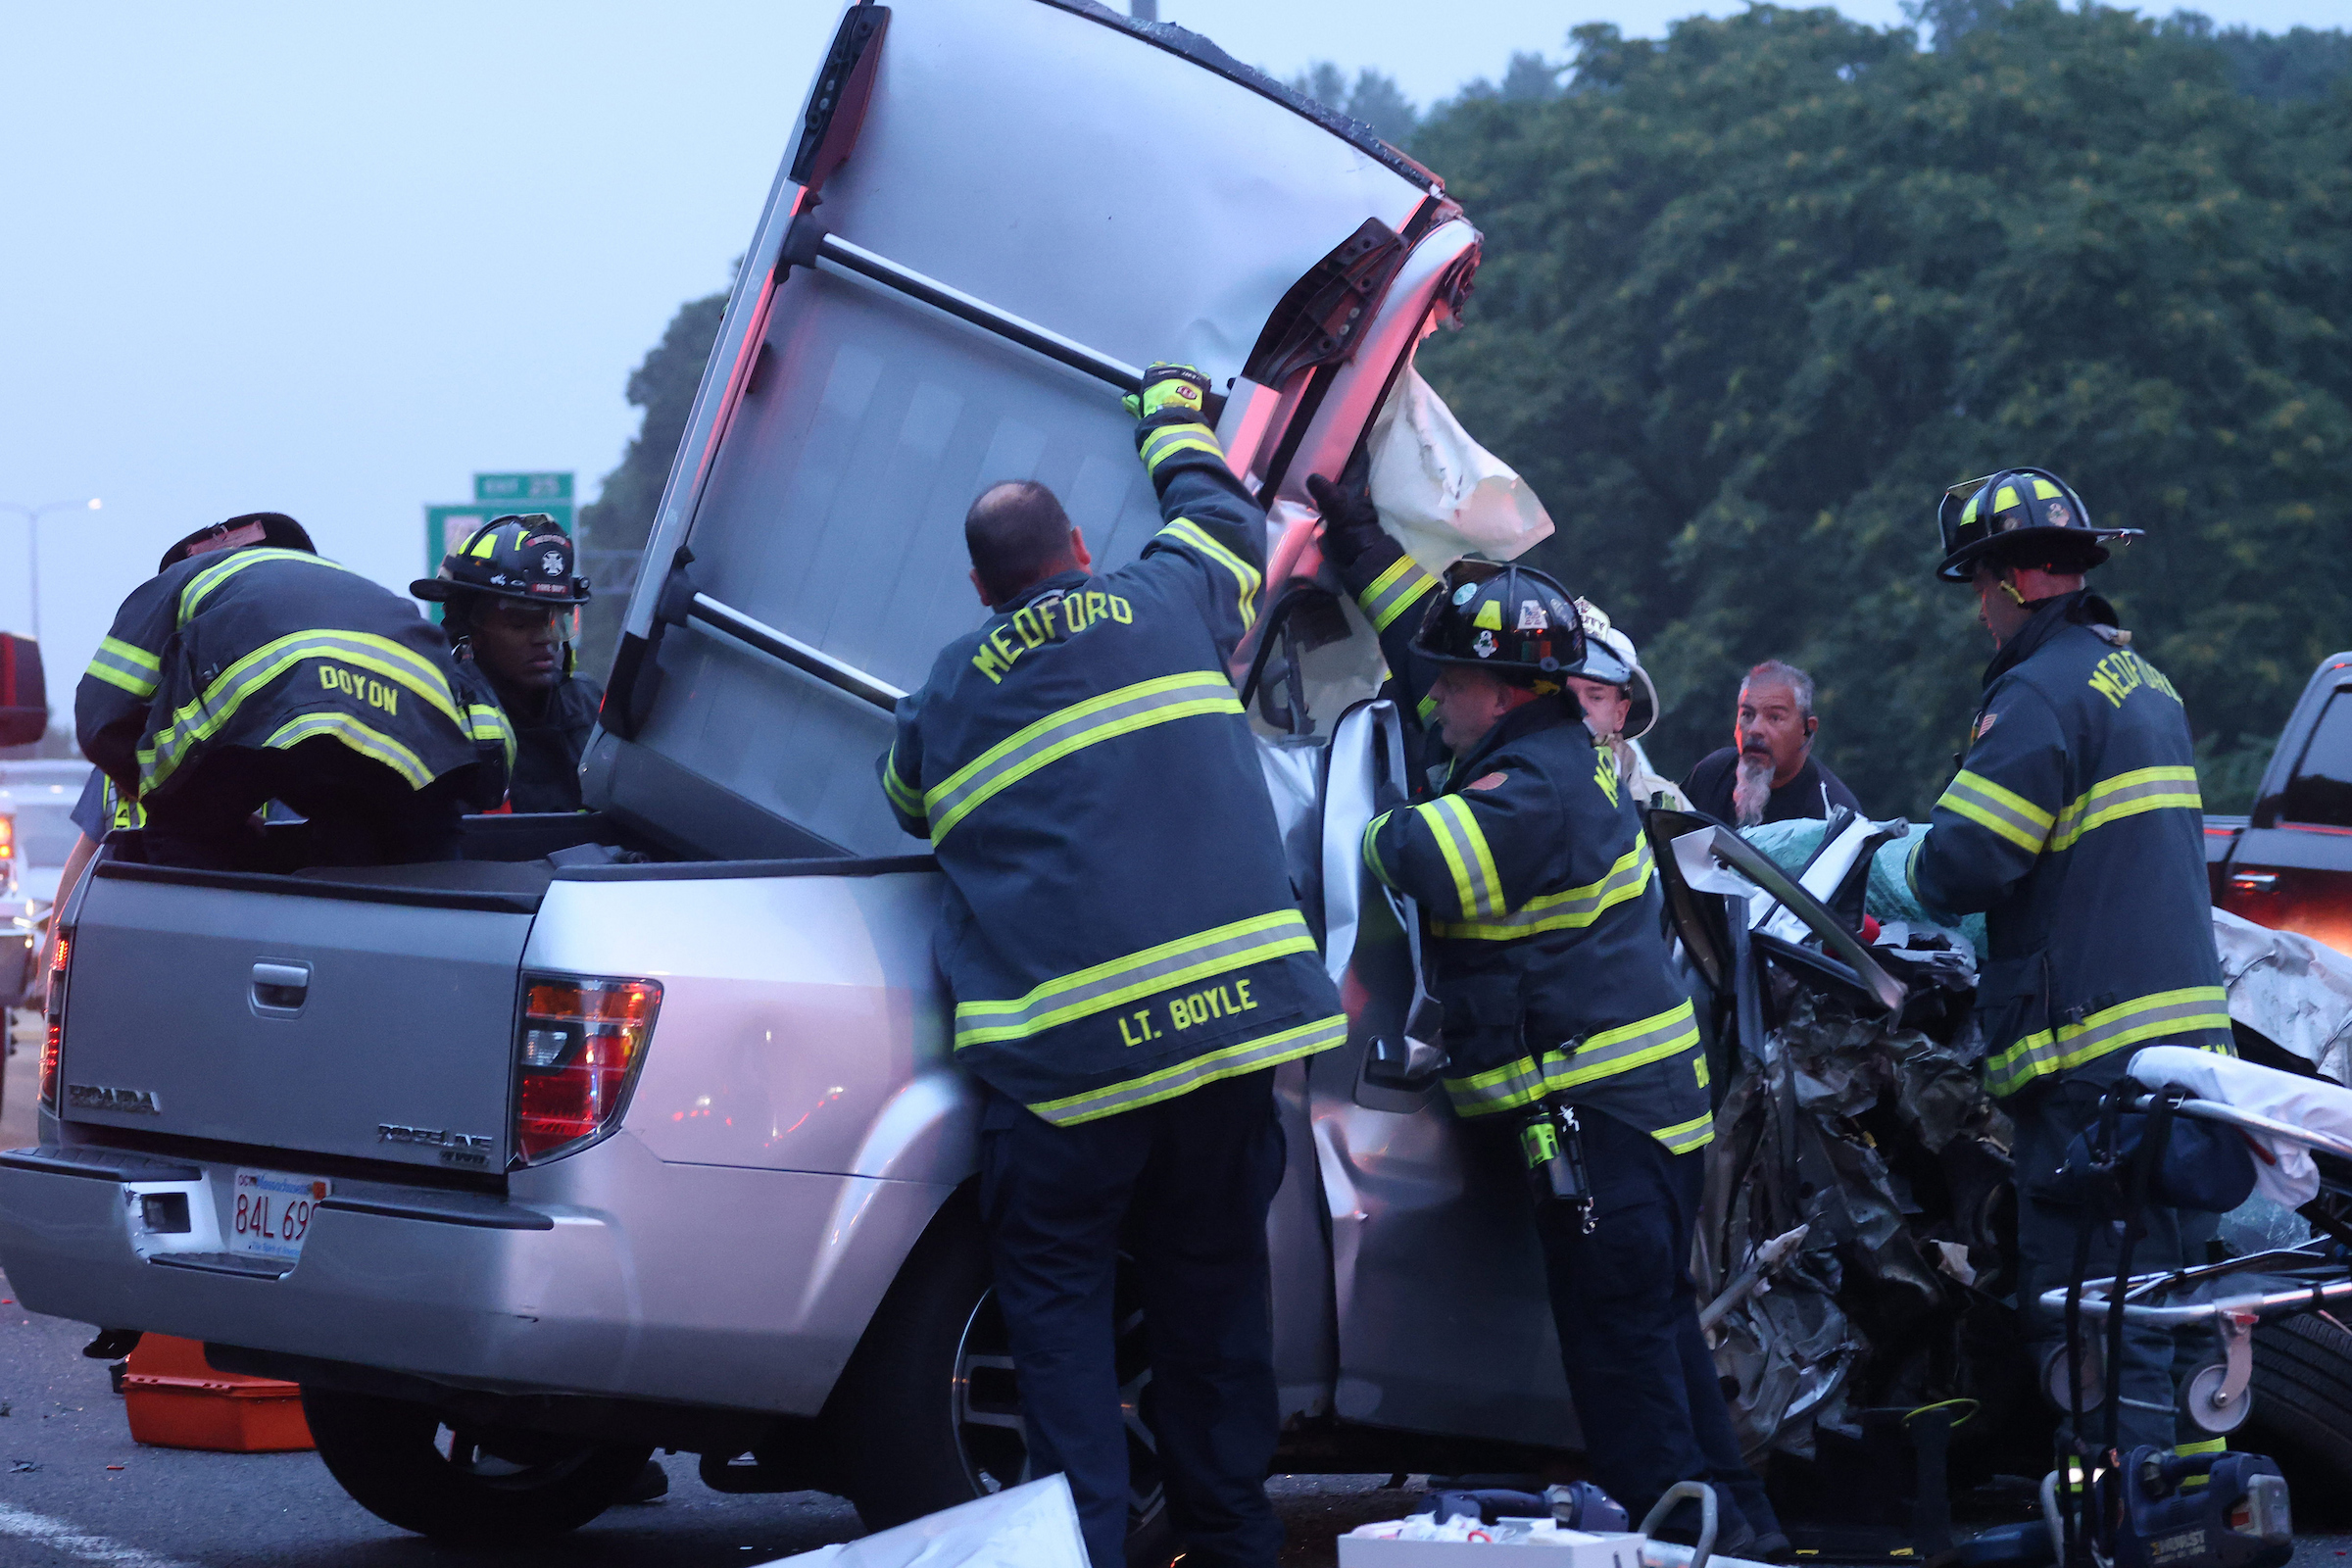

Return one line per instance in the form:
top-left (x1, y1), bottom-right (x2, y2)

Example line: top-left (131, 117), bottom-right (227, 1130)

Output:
top-left (251, 961), bottom-right (311, 1015)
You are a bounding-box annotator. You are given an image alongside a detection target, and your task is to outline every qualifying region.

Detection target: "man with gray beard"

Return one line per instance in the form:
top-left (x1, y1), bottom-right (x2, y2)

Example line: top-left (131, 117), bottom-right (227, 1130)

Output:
top-left (1682, 660), bottom-right (1862, 827)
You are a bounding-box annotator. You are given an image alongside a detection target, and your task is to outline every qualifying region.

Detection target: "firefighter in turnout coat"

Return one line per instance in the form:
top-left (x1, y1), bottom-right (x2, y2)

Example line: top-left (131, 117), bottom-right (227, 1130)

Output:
top-left (78, 516), bottom-right (513, 869)
top-left (878, 364), bottom-right (1346, 1568)
top-left (1311, 468), bottom-right (1780, 1547)
top-left (1907, 467), bottom-right (2231, 1457)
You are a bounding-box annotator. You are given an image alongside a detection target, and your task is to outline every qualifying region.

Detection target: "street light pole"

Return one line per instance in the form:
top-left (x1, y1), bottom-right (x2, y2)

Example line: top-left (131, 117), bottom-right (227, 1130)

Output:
top-left (0, 498), bottom-right (102, 646)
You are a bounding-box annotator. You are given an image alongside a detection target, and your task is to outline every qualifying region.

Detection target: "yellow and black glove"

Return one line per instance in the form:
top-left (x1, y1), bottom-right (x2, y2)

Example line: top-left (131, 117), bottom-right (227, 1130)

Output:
top-left (1121, 361), bottom-right (1212, 424)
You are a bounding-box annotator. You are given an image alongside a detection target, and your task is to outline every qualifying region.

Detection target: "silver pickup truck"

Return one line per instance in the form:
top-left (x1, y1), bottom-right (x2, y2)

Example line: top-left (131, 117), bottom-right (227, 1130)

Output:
top-left (0, 0), bottom-right (1871, 1553)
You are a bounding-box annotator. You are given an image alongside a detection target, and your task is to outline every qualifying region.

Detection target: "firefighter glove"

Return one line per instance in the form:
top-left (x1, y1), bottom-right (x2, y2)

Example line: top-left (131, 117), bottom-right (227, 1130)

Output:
top-left (1306, 448), bottom-right (1384, 567)
top-left (1122, 362), bottom-right (1213, 424)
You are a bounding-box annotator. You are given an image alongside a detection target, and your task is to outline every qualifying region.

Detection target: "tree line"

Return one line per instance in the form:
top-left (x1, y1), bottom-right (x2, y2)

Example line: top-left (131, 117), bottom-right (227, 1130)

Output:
top-left (579, 1), bottom-right (2350, 816)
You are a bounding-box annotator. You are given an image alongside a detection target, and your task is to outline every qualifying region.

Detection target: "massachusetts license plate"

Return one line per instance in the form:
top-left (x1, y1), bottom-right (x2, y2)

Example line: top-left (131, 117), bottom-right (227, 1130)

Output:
top-left (228, 1169), bottom-right (328, 1263)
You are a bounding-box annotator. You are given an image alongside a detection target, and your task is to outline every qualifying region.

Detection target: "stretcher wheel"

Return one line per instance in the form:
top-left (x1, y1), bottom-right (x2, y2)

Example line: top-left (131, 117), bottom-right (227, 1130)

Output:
top-left (2180, 1361), bottom-right (2253, 1435)
top-left (2040, 1341), bottom-right (2104, 1412)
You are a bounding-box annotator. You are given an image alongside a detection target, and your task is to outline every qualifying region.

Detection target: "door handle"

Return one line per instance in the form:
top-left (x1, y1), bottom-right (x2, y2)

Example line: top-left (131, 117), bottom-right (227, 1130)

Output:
top-left (251, 961), bottom-right (311, 1014)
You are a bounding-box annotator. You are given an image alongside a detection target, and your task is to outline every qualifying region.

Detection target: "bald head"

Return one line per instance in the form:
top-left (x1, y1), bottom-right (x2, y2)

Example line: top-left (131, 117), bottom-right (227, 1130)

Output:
top-left (965, 480), bottom-right (1086, 607)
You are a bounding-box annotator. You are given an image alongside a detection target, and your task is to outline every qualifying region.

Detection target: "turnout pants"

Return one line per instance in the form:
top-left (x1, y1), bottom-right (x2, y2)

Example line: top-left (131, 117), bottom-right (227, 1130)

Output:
top-left (140, 738), bottom-right (471, 872)
top-left (979, 1069), bottom-right (1286, 1568)
top-left (2010, 1071), bottom-right (2189, 1455)
top-left (1531, 1106), bottom-right (1780, 1542)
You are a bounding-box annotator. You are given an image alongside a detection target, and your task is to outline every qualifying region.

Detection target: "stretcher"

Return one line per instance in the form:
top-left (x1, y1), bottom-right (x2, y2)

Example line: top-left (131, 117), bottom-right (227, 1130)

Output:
top-left (2036, 1044), bottom-right (2352, 1437)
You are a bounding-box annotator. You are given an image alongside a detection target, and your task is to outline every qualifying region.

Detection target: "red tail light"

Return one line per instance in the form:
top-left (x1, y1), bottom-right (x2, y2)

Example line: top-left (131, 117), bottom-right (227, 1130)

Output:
top-left (40, 930), bottom-right (70, 1112)
top-left (513, 974), bottom-right (661, 1164)
top-left (0, 814), bottom-right (15, 863)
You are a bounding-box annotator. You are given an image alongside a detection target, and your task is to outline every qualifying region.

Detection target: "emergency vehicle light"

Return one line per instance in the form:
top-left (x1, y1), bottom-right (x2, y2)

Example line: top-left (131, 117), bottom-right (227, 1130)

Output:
top-left (513, 973), bottom-right (661, 1165)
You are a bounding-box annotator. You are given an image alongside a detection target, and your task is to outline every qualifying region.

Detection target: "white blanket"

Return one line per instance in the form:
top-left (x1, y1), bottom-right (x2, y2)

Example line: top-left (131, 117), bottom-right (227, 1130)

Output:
top-left (2130, 1045), bottom-right (2352, 1209)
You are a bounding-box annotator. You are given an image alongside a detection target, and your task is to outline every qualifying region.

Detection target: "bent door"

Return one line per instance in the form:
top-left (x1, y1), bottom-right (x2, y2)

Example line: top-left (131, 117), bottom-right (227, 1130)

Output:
top-left (585, 0), bottom-right (1451, 860)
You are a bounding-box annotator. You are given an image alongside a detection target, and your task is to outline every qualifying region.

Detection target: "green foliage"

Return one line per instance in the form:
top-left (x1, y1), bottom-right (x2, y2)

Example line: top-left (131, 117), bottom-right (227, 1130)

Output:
top-left (1287, 63), bottom-right (1421, 145)
top-left (575, 292), bottom-right (726, 676)
top-left (2176, 18), bottom-right (2352, 103)
top-left (1409, 3), bottom-right (2352, 817)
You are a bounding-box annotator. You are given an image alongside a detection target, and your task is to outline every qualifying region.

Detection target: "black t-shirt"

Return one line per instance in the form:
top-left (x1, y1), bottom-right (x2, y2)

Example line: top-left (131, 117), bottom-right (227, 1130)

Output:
top-left (1682, 747), bottom-right (1863, 825)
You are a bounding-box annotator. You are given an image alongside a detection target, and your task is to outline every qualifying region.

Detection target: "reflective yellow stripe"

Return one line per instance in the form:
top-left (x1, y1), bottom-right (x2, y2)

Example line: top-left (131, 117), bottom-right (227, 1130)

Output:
top-left (1434, 838), bottom-right (1653, 940)
top-left (881, 746), bottom-right (925, 819)
top-left (953, 909), bottom-right (1317, 1049)
top-left (1027, 1012), bottom-right (1348, 1126)
top-left (1358, 555), bottom-right (1438, 633)
top-left (467, 703), bottom-right (517, 771)
top-left (1140, 420), bottom-right (1225, 476)
top-left (1655, 1112), bottom-right (1715, 1154)
top-left (86, 635), bottom-right (165, 698)
top-left (1413, 795), bottom-right (1503, 919)
top-left (925, 671), bottom-right (1241, 842)
top-left (1443, 1053), bottom-right (1548, 1115)
top-left (1543, 1000), bottom-right (1700, 1092)
top-left (264, 710), bottom-right (433, 788)
top-left (138, 631), bottom-right (465, 793)
top-left (1936, 768), bottom-right (2054, 854)
top-left (1363, 811), bottom-right (1395, 888)
top-left (2048, 765), bottom-right (2201, 852)
top-left (1983, 986), bottom-right (2233, 1098)
top-left (176, 548), bottom-right (365, 624)
top-left (1156, 516), bottom-right (1261, 632)
top-left (1416, 693), bottom-right (1439, 726)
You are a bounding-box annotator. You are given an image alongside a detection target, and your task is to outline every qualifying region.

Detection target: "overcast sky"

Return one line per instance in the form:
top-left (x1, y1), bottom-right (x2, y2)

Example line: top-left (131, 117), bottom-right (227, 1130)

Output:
top-left (3, 0), bottom-right (2339, 708)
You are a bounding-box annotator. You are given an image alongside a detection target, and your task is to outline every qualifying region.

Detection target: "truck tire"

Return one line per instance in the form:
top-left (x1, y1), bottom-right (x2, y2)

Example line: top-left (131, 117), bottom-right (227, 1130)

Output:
top-left (829, 1192), bottom-right (1179, 1568)
top-left (301, 1386), bottom-right (651, 1544)
top-left (2245, 1313), bottom-right (2352, 1506)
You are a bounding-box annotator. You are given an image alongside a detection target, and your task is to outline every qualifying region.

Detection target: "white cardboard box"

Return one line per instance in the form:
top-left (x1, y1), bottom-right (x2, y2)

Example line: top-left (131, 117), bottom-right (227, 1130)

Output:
top-left (1339, 1525), bottom-right (1649, 1568)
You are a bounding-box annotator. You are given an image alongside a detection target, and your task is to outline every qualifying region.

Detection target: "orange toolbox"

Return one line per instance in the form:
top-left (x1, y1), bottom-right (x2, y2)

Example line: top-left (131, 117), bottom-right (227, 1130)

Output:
top-left (122, 1334), bottom-right (314, 1452)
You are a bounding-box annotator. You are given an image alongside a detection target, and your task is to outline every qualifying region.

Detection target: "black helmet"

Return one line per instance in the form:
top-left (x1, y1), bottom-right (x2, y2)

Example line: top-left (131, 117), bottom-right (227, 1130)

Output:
top-left (412, 514), bottom-right (591, 607)
top-left (160, 512), bottom-right (314, 573)
top-left (1411, 562), bottom-right (1619, 685)
top-left (1935, 467), bottom-right (2139, 583)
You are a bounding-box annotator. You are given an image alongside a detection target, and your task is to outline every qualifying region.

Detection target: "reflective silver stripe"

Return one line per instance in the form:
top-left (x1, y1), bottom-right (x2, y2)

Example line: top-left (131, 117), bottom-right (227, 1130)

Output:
top-left (2048, 766), bottom-right (2201, 852)
top-left (265, 711), bottom-right (433, 787)
top-left (176, 547), bottom-right (366, 624)
top-left (954, 909), bottom-right (1316, 1049)
top-left (1028, 1012), bottom-right (1348, 1126)
top-left (86, 637), bottom-right (161, 698)
top-left (1936, 769), bottom-right (2051, 854)
top-left (1433, 838), bottom-right (1653, 940)
top-left (1442, 1053), bottom-right (1547, 1117)
top-left (1541, 1001), bottom-right (1700, 1092)
top-left (1655, 1113), bottom-right (1714, 1154)
top-left (1422, 796), bottom-right (1504, 919)
top-left (1358, 555), bottom-right (1437, 633)
top-left (1983, 985), bottom-right (2232, 1098)
top-left (925, 671), bottom-right (1241, 841)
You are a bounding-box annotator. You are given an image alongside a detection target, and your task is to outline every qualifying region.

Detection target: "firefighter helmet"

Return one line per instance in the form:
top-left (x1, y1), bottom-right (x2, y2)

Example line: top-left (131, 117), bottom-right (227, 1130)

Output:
top-left (1571, 599), bottom-right (1659, 741)
top-left (160, 512), bottom-right (314, 573)
top-left (1935, 467), bottom-right (2138, 583)
top-left (1412, 562), bottom-right (1617, 684)
top-left (412, 514), bottom-right (591, 607)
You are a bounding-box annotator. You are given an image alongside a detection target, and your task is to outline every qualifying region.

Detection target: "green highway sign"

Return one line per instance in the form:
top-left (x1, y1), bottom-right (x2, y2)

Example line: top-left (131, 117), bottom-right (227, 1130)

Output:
top-left (473, 471), bottom-right (573, 505)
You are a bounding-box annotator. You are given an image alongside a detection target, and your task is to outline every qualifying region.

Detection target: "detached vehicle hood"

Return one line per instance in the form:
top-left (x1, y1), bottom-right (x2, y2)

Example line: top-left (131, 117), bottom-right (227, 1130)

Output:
top-left (586, 0), bottom-right (1480, 860)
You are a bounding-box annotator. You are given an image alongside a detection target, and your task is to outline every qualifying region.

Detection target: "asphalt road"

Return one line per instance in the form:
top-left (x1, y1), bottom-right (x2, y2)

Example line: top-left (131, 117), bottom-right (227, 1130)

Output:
top-left (4, 1027), bottom-right (2350, 1568)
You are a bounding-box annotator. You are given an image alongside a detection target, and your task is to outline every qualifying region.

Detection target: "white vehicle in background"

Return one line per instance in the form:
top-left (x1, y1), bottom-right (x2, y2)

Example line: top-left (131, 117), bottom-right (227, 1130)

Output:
top-left (0, 760), bottom-right (89, 1009)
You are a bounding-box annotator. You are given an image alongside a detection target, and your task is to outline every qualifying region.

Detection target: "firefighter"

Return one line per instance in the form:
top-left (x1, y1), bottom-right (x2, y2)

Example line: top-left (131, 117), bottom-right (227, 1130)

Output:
top-left (877, 364), bottom-right (1347, 1568)
top-left (412, 514), bottom-right (601, 812)
top-left (1566, 599), bottom-right (1690, 811)
top-left (76, 513), bottom-right (513, 870)
top-left (1315, 457), bottom-right (1779, 1548)
top-left (1905, 468), bottom-right (2230, 1457)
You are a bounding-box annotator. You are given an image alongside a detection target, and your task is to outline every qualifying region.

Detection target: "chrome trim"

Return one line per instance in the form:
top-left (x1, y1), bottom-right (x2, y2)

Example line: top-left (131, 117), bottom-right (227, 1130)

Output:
top-left (685, 592), bottom-right (906, 711)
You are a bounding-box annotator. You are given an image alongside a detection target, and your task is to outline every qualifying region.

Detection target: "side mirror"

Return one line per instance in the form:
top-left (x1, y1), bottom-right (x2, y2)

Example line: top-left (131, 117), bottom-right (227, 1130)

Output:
top-left (0, 634), bottom-right (48, 748)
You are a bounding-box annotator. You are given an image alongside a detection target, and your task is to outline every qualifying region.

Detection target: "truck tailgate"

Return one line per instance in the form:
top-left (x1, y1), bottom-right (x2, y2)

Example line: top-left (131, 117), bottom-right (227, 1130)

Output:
top-left (59, 862), bottom-right (534, 1172)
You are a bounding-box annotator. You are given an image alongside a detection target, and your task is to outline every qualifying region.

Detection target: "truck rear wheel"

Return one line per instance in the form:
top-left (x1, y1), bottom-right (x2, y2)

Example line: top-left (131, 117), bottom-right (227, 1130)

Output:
top-left (2246, 1313), bottom-right (2352, 1515)
top-left (829, 1193), bottom-right (1178, 1568)
top-left (301, 1386), bottom-right (652, 1544)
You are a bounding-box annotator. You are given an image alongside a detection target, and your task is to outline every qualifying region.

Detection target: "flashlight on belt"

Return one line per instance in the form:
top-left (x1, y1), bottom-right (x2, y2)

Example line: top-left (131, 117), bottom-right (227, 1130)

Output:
top-left (1519, 1100), bottom-right (1595, 1234)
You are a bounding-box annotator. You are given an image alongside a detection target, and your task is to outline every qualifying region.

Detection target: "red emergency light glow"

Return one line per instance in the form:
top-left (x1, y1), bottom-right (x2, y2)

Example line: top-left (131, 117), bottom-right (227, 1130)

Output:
top-left (0, 815), bottom-right (15, 861)
top-left (513, 975), bottom-right (662, 1164)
